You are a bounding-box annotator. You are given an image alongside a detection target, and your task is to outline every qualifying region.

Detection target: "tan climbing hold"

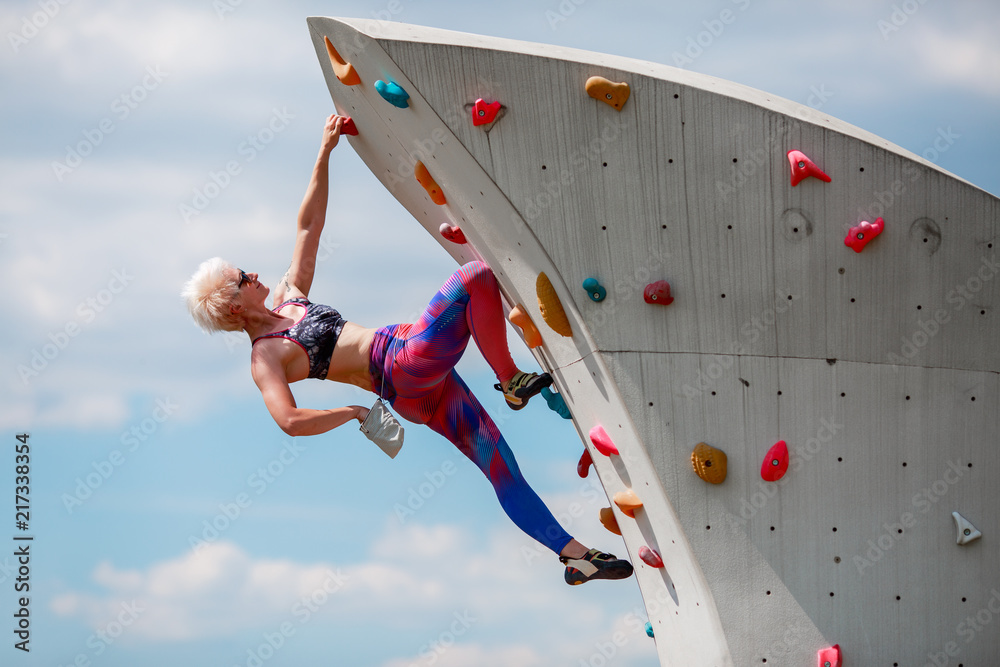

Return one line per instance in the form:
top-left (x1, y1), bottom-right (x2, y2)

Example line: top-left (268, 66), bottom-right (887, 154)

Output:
top-left (508, 304), bottom-right (542, 348)
top-left (691, 442), bottom-right (727, 484)
top-left (599, 507), bottom-right (622, 536)
top-left (324, 37), bottom-right (361, 86)
top-left (414, 161), bottom-right (446, 205)
top-left (586, 76), bottom-right (630, 111)
top-left (536, 272), bottom-right (572, 337)
top-left (613, 489), bottom-right (643, 518)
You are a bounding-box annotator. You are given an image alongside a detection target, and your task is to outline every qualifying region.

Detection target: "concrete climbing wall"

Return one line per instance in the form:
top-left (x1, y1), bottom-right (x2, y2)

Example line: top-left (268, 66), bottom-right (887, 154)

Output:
top-left (308, 17), bottom-right (999, 667)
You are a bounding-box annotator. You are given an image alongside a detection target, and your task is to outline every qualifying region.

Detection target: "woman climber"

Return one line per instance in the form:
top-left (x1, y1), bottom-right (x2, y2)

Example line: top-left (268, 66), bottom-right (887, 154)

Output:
top-left (182, 113), bottom-right (633, 586)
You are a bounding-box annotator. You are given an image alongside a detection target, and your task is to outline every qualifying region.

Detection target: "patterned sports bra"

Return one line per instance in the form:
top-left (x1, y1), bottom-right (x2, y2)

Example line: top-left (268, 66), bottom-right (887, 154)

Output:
top-left (251, 298), bottom-right (346, 380)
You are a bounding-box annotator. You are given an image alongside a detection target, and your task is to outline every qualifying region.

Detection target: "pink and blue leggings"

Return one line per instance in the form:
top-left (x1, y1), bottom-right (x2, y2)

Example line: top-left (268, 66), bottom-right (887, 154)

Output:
top-left (368, 262), bottom-right (573, 555)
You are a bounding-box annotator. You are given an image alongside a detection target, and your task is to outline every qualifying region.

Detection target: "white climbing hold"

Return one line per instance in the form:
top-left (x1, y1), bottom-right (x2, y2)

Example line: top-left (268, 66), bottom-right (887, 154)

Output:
top-left (952, 511), bottom-right (982, 545)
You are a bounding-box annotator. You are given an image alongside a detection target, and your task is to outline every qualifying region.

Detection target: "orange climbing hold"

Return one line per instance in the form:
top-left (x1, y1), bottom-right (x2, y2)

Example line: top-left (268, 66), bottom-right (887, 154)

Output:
top-left (589, 425), bottom-right (619, 457)
top-left (536, 272), bottom-right (572, 337)
top-left (638, 546), bottom-right (664, 568)
top-left (323, 37), bottom-right (361, 86)
top-left (508, 304), bottom-right (542, 348)
top-left (613, 489), bottom-right (642, 518)
top-left (760, 440), bottom-right (789, 482)
top-left (691, 443), bottom-right (727, 484)
top-left (817, 644), bottom-right (841, 667)
top-left (439, 223), bottom-right (467, 244)
top-left (599, 507), bottom-right (622, 536)
top-left (414, 161), bottom-right (446, 205)
top-left (586, 76), bottom-right (631, 110)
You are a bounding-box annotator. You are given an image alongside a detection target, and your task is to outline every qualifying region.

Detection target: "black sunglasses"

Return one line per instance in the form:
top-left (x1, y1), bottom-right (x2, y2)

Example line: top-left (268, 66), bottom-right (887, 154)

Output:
top-left (237, 269), bottom-right (251, 289)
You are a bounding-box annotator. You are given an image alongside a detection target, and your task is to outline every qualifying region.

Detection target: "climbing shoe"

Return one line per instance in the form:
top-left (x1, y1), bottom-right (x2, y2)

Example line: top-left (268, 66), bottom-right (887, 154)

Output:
top-left (560, 549), bottom-right (634, 585)
top-left (494, 371), bottom-right (552, 410)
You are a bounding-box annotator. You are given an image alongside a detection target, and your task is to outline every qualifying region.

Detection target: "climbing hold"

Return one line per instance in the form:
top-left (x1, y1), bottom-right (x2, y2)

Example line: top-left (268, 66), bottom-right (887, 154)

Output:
top-left (414, 161), bottom-right (446, 205)
top-left (536, 272), bottom-right (573, 337)
top-left (582, 278), bottom-right (607, 302)
top-left (542, 387), bottom-right (572, 419)
top-left (613, 489), bottom-right (643, 518)
top-left (638, 546), bottom-right (664, 568)
top-left (691, 443), bottom-right (727, 484)
top-left (439, 223), bottom-right (467, 244)
top-left (472, 98), bottom-right (502, 126)
top-left (599, 507), bottom-right (622, 536)
top-left (585, 76), bottom-right (631, 111)
top-left (589, 424), bottom-right (619, 457)
top-left (340, 117), bottom-right (359, 136)
top-left (508, 304), bottom-right (543, 348)
top-left (760, 440), bottom-right (789, 482)
top-left (817, 644), bottom-right (841, 667)
top-left (644, 280), bottom-right (674, 305)
top-left (323, 37), bottom-right (361, 86)
top-left (844, 217), bottom-right (885, 253)
top-left (577, 448), bottom-right (593, 478)
top-left (787, 150), bottom-right (831, 186)
top-left (952, 511), bottom-right (982, 545)
top-left (375, 80), bottom-right (409, 108)
top-left (645, 622), bottom-right (654, 638)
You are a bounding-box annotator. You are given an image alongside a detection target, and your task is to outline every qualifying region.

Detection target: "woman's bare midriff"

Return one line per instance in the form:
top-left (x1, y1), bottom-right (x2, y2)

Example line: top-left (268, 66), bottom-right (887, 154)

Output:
top-left (323, 321), bottom-right (378, 390)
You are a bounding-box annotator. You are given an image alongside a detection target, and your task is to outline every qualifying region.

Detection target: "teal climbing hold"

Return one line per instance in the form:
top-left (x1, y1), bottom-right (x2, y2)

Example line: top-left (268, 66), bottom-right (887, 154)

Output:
top-left (645, 622), bottom-right (654, 638)
top-left (541, 387), bottom-right (572, 419)
top-left (375, 80), bottom-right (409, 108)
top-left (582, 277), bottom-right (606, 302)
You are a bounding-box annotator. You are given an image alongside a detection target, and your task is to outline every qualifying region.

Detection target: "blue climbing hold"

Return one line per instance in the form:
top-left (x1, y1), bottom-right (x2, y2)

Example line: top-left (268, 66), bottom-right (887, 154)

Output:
top-left (645, 622), bottom-right (654, 638)
top-left (541, 387), bottom-right (572, 419)
top-left (582, 277), bottom-right (606, 302)
top-left (375, 80), bottom-right (409, 108)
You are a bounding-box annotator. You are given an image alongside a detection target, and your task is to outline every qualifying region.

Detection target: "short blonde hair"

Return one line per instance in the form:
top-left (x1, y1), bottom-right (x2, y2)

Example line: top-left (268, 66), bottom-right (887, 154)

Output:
top-left (182, 257), bottom-right (243, 332)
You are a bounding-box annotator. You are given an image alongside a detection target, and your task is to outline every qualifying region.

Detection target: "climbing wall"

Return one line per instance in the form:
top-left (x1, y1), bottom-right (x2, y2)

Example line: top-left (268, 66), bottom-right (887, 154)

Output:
top-left (308, 17), bottom-right (1000, 667)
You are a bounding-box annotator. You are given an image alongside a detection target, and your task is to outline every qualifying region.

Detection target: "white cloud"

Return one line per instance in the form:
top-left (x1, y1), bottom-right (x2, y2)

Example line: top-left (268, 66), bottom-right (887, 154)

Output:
top-left (905, 21), bottom-right (1000, 98)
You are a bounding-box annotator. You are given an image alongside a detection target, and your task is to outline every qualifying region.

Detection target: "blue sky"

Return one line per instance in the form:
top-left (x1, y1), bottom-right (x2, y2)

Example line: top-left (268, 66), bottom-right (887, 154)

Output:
top-left (2, 1), bottom-right (998, 666)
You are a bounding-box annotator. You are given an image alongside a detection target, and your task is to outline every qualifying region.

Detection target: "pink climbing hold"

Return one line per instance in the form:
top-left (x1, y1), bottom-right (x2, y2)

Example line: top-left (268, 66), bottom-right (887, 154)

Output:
top-left (644, 280), bottom-right (674, 305)
top-left (817, 644), bottom-right (841, 667)
top-left (341, 117), bottom-right (359, 136)
top-left (472, 98), bottom-right (502, 126)
top-left (761, 440), bottom-right (789, 482)
top-left (577, 448), bottom-right (593, 478)
top-left (787, 150), bottom-right (831, 186)
top-left (589, 424), bottom-right (619, 457)
top-left (844, 217), bottom-right (884, 253)
top-left (439, 223), bottom-right (467, 244)
top-left (638, 546), bottom-right (664, 568)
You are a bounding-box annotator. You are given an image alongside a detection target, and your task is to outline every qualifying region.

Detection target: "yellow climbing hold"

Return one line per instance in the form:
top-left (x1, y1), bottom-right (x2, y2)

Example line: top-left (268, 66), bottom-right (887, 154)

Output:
top-left (323, 37), bottom-right (361, 86)
top-left (613, 489), bottom-right (643, 518)
top-left (586, 76), bottom-right (630, 111)
top-left (599, 507), bottom-right (622, 536)
top-left (414, 161), bottom-right (446, 205)
top-left (691, 442), bottom-right (727, 484)
top-left (536, 272), bottom-right (572, 337)
top-left (508, 304), bottom-right (542, 348)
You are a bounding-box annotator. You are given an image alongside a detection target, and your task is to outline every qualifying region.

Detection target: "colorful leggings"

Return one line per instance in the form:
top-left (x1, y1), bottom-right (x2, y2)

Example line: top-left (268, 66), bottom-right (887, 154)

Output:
top-left (369, 261), bottom-right (573, 554)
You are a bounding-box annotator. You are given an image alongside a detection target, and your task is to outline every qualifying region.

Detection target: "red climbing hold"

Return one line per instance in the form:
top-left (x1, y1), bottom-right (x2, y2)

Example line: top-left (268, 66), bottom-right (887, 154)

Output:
top-left (817, 644), bottom-right (841, 667)
top-left (844, 217), bottom-right (884, 253)
top-left (787, 150), bottom-right (831, 186)
top-left (760, 440), bottom-right (789, 482)
top-left (472, 98), bottom-right (502, 126)
top-left (644, 280), bottom-right (674, 305)
top-left (638, 546), bottom-right (664, 568)
top-left (341, 117), bottom-right (359, 136)
top-left (439, 223), bottom-right (467, 244)
top-left (577, 448), bottom-right (593, 478)
top-left (589, 425), bottom-right (619, 457)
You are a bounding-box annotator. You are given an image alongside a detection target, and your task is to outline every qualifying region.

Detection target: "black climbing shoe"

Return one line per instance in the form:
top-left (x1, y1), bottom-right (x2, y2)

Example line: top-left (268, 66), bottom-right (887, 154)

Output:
top-left (560, 548), bottom-right (634, 585)
top-left (494, 371), bottom-right (552, 410)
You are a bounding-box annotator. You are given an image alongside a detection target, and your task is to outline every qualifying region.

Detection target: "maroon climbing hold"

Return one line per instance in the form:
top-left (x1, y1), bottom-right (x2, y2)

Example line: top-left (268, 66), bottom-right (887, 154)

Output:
top-left (638, 546), bottom-right (664, 568)
top-left (844, 217), bottom-right (884, 253)
top-left (644, 280), bottom-right (674, 305)
top-left (472, 98), bottom-right (502, 126)
top-left (439, 223), bottom-right (467, 244)
top-left (817, 644), bottom-right (841, 667)
top-left (589, 424), bottom-right (619, 457)
top-left (787, 150), bottom-right (831, 186)
top-left (341, 117), bottom-right (359, 136)
top-left (577, 448), bottom-right (593, 478)
top-left (761, 440), bottom-right (789, 482)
